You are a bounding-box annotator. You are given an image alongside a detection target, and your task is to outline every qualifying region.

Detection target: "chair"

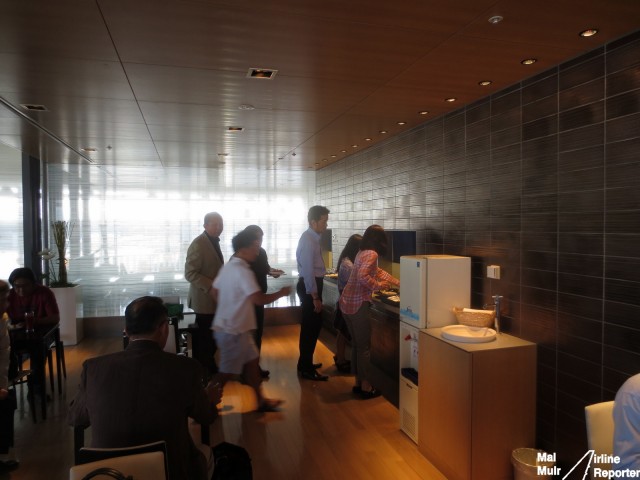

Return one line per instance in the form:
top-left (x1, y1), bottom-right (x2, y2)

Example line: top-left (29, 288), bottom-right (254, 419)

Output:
top-left (70, 441), bottom-right (168, 480)
top-left (585, 400), bottom-right (615, 479)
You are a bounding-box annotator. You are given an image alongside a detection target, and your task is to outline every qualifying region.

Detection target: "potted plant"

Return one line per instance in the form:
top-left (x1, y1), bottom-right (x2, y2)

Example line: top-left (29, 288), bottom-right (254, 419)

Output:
top-left (39, 220), bottom-right (83, 344)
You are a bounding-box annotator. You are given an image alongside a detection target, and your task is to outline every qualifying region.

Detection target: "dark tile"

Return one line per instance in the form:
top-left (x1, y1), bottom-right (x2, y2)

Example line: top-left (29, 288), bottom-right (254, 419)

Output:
top-left (522, 268), bottom-right (557, 289)
top-left (558, 293), bottom-right (602, 321)
top-left (523, 250), bottom-right (557, 270)
top-left (466, 121), bottom-right (490, 142)
top-left (559, 233), bottom-right (603, 256)
top-left (522, 73), bottom-right (558, 104)
top-left (606, 137), bottom-right (640, 167)
top-left (558, 331), bottom-right (602, 364)
top-left (606, 90), bottom-right (640, 120)
top-left (466, 99), bottom-right (491, 124)
top-left (491, 108), bottom-right (521, 133)
top-left (522, 193), bottom-right (557, 214)
top-left (607, 211), bottom-right (640, 235)
top-left (522, 285), bottom-right (557, 310)
top-left (492, 89), bottom-right (521, 113)
top-left (606, 256), bottom-right (640, 283)
top-left (607, 185), bottom-right (640, 210)
top-left (559, 54), bottom-right (605, 91)
top-left (466, 151), bottom-right (491, 173)
top-left (558, 272), bottom-right (603, 298)
top-left (492, 143), bottom-right (520, 165)
top-left (559, 253), bottom-right (604, 277)
top-left (558, 312), bottom-right (602, 343)
top-left (606, 112), bottom-right (640, 143)
top-left (523, 116), bottom-right (558, 141)
top-left (558, 351), bottom-right (601, 385)
top-left (604, 300), bottom-right (640, 329)
top-left (605, 323), bottom-right (640, 357)
top-left (607, 64), bottom-right (640, 97)
top-left (559, 101), bottom-right (604, 132)
top-left (559, 123), bottom-right (604, 151)
top-left (560, 78), bottom-right (604, 111)
top-left (558, 189), bottom-right (604, 213)
top-left (606, 278), bottom-right (640, 306)
top-left (606, 234), bottom-right (640, 258)
top-left (523, 95), bottom-right (558, 123)
top-left (603, 344), bottom-right (640, 376)
top-left (491, 125), bottom-right (521, 149)
top-left (522, 212), bottom-right (557, 233)
top-left (607, 33), bottom-right (640, 73)
top-left (558, 211), bottom-right (604, 233)
top-left (444, 111), bottom-right (465, 132)
top-left (559, 145), bottom-right (604, 173)
top-left (523, 135), bottom-right (558, 160)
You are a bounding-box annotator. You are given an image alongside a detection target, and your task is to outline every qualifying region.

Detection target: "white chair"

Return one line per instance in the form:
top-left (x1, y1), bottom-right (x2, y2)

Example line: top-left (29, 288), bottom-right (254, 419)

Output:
top-left (585, 400), bottom-right (615, 479)
top-left (69, 451), bottom-right (166, 480)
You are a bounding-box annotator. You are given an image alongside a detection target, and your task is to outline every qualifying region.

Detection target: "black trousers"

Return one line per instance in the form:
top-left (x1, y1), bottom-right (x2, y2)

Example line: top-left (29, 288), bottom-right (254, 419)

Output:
top-left (253, 305), bottom-right (265, 352)
top-left (0, 389), bottom-right (16, 454)
top-left (296, 277), bottom-right (324, 371)
top-left (193, 313), bottom-right (218, 376)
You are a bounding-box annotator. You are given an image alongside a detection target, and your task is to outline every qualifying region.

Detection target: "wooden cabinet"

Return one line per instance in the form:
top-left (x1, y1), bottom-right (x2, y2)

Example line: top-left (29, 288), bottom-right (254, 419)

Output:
top-left (418, 329), bottom-right (536, 480)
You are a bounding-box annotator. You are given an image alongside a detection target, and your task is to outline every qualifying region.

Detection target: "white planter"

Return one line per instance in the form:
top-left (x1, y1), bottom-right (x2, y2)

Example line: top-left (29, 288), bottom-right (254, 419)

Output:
top-left (52, 285), bottom-right (83, 345)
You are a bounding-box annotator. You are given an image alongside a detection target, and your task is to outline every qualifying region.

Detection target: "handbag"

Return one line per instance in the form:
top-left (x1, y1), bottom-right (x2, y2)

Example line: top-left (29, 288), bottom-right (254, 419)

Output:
top-left (81, 467), bottom-right (132, 480)
top-left (212, 442), bottom-right (252, 480)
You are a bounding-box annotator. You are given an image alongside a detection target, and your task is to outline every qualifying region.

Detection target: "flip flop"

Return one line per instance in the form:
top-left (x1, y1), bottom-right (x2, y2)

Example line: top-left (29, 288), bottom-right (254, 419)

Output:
top-left (257, 398), bottom-right (284, 412)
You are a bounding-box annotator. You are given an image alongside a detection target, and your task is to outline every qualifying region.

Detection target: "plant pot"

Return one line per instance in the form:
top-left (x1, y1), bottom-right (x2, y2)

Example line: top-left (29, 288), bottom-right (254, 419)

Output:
top-left (52, 285), bottom-right (83, 345)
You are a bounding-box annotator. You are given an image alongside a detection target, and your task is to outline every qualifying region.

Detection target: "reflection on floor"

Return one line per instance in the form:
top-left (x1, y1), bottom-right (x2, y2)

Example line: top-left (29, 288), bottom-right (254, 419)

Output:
top-left (10, 325), bottom-right (445, 480)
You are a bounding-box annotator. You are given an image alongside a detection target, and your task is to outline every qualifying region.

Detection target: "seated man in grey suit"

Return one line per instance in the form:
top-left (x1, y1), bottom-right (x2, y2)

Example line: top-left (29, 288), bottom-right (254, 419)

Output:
top-left (68, 296), bottom-right (221, 480)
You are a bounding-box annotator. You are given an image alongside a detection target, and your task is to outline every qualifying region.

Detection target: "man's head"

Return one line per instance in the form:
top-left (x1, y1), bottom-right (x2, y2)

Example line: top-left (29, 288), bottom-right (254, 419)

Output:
top-left (307, 205), bottom-right (330, 234)
top-left (124, 296), bottom-right (169, 346)
top-left (232, 229), bottom-right (260, 262)
top-left (8, 267), bottom-right (37, 297)
top-left (0, 279), bottom-right (9, 314)
top-left (244, 225), bottom-right (264, 246)
top-left (203, 212), bottom-right (224, 238)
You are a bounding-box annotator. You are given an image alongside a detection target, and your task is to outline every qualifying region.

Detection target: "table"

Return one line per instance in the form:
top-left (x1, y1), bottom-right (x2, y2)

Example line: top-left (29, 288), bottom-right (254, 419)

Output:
top-left (9, 322), bottom-right (60, 421)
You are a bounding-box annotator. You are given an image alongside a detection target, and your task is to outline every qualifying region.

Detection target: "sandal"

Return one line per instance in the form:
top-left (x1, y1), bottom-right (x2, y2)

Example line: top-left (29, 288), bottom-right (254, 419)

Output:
top-left (257, 398), bottom-right (284, 412)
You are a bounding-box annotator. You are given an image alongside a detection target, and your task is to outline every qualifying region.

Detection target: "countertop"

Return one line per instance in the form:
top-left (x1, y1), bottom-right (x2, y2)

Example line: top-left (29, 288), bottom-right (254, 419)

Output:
top-left (423, 327), bottom-right (535, 352)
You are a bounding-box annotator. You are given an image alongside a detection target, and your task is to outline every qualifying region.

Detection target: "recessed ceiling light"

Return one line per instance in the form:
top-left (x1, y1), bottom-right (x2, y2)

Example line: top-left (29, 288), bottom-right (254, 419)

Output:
top-left (379, 130), bottom-right (388, 134)
top-left (580, 28), bottom-right (598, 37)
top-left (364, 137), bottom-right (372, 141)
top-left (488, 15), bottom-right (503, 24)
top-left (445, 97), bottom-right (456, 103)
top-left (322, 158), bottom-right (328, 162)
top-left (478, 80), bottom-right (492, 86)
top-left (418, 111), bottom-right (429, 115)
top-left (341, 150), bottom-right (347, 153)
top-left (81, 147), bottom-right (97, 153)
top-left (352, 144), bottom-right (358, 148)
top-left (238, 104), bottom-right (255, 110)
top-left (521, 58), bottom-right (537, 65)
top-left (330, 154), bottom-right (337, 158)
top-left (227, 126), bottom-right (243, 132)
top-left (397, 121), bottom-right (407, 126)
top-left (20, 103), bottom-right (48, 111)
top-left (246, 68), bottom-right (278, 79)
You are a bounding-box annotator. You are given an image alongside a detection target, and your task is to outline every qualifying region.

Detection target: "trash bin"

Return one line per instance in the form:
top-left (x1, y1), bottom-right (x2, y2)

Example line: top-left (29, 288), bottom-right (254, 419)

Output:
top-left (512, 448), bottom-right (555, 480)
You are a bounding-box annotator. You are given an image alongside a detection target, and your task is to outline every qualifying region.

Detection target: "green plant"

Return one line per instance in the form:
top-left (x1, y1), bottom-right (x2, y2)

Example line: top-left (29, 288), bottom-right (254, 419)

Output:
top-left (39, 220), bottom-right (76, 287)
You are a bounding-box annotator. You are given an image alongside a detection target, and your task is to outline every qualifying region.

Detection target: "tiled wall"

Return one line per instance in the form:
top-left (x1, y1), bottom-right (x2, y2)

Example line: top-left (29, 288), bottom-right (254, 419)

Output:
top-left (316, 30), bottom-right (640, 465)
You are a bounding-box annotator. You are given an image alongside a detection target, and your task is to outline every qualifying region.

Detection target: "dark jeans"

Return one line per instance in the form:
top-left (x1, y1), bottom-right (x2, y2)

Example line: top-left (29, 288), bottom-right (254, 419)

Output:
top-left (0, 389), bottom-right (16, 454)
top-left (193, 313), bottom-right (218, 376)
top-left (296, 277), bottom-right (324, 371)
top-left (253, 305), bottom-right (265, 352)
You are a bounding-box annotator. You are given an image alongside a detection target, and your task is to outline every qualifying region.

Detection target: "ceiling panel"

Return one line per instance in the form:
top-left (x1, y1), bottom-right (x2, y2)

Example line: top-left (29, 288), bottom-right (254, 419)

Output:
top-left (0, 0), bottom-right (638, 173)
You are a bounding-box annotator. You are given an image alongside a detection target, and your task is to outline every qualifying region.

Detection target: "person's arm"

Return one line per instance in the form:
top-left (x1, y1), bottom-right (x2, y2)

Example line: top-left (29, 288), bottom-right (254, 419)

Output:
top-left (356, 251), bottom-right (398, 292)
top-left (67, 363), bottom-right (91, 427)
top-left (249, 286), bottom-right (292, 306)
top-left (188, 365), bottom-right (220, 426)
top-left (209, 286), bottom-right (218, 302)
top-left (185, 240), bottom-right (214, 294)
top-left (298, 233), bottom-right (318, 297)
top-left (0, 316), bottom-right (9, 399)
top-left (39, 287), bottom-right (60, 326)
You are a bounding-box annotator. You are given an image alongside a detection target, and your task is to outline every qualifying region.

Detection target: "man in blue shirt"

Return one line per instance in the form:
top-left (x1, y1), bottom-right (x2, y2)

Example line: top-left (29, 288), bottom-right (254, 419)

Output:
top-left (614, 373), bottom-right (640, 471)
top-left (296, 205), bottom-right (330, 381)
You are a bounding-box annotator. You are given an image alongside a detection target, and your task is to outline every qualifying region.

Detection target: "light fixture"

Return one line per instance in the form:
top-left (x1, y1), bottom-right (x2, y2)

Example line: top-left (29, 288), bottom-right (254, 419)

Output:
top-left (341, 150), bottom-right (347, 153)
top-left (580, 28), bottom-right (598, 37)
top-left (364, 137), bottom-right (372, 141)
top-left (227, 126), bottom-right (243, 132)
top-left (488, 15), bottom-right (503, 24)
top-left (330, 154), bottom-right (337, 158)
top-left (478, 80), bottom-right (492, 86)
top-left (397, 121), bottom-right (407, 126)
top-left (81, 147), bottom-right (97, 153)
top-left (246, 68), bottom-right (278, 79)
top-left (379, 130), bottom-right (388, 134)
top-left (352, 144), bottom-right (358, 148)
top-left (238, 104), bottom-right (255, 110)
top-left (521, 58), bottom-right (537, 65)
top-left (20, 103), bottom-right (48, 111)
top-left (418, 111), bottom-right (429, 115)
top-left (445, 97), bottom-right (456, 103)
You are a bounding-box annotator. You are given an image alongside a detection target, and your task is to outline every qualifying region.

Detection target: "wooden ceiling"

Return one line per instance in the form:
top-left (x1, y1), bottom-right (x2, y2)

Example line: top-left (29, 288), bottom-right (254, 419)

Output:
top-left (0, 0), bottom-right (638, 173)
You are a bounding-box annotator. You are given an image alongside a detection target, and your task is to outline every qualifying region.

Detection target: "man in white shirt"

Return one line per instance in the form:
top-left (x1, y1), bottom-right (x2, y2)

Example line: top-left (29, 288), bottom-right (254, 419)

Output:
top-left (211, 228), bottom-right (291, 412)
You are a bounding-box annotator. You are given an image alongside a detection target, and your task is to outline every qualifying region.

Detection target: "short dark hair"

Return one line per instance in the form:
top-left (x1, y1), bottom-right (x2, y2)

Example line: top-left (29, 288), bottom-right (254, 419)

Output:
top-left (124, 296), bottom-right (168, 335)
top-left (244, 225), bottom-right (263, 237)
top-left (232, 229), bottom-right (258, 253)
top-left (8, 267), bottom-right (37, 287)
top-left (307, 205), bottom-right (330, 223)
top-left (360, 225), bottom-right (388, 256)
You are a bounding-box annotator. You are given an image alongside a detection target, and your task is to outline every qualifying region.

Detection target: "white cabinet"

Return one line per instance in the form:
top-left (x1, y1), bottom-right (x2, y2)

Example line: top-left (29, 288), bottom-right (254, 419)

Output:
top-left (418, 329), bottom-right (536, 480)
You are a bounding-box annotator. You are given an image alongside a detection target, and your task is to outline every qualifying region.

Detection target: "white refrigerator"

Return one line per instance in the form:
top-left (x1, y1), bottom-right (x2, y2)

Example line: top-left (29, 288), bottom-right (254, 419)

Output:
top-left (398, 255), bottom-right (471, 443)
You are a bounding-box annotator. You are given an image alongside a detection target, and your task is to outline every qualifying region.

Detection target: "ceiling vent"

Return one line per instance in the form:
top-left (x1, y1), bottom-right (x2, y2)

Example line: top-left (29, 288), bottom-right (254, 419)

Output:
top-left (20, 103), bottom-right (48, 111)
top-left (227, 126), bottom-right (243, 132)
top-left (246, 68), bottom-right (278, 79)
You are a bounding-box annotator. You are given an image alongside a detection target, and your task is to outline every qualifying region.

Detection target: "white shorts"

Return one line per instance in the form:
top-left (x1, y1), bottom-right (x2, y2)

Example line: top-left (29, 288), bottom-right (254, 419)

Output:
top-left (213, 330), bottom-right (259, 375)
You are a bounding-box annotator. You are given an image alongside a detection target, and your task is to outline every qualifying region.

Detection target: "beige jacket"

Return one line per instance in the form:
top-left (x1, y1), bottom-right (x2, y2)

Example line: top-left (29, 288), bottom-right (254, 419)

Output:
top-left (185, 232), bottom-right (224, 314)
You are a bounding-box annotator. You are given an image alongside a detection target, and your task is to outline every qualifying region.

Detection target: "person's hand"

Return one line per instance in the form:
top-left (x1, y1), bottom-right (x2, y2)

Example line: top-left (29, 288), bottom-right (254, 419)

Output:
top-left (313, 298), bottom-right (323, 313)
top-left (205, 380), bottom-right (223, 406)
top-left (279, 286), bottom-right (292, 297)
top-left (269, 268), bottom-right (285, 278)
top-left (0, 388), bottom-right (8, 401)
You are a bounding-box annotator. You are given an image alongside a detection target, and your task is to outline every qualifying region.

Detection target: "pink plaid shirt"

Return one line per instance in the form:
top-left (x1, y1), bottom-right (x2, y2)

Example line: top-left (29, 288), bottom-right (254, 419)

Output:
top-left (339, 249), bottom-right (399, 315)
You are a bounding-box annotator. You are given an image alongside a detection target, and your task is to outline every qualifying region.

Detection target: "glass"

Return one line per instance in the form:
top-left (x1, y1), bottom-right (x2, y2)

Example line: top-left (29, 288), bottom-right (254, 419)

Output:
top-left (24, 309), bottom-right (35, 332)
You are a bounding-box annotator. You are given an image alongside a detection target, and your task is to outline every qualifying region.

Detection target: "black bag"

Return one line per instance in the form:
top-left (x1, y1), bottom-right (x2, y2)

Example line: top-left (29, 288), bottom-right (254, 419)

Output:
top-left (212, 442), bottom-right (252, 480)
top-left (81, 467), bottom-right (132, 480)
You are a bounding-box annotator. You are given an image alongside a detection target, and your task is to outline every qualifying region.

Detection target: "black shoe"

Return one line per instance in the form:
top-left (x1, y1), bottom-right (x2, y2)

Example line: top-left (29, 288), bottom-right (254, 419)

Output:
top-left (297, 362), bottom-right (323, 372)
top-left (359, 388), bottom-right (382, 400)
top-left (259, 367), bottom-right (270, 378)
top-left (300, 369), bottom-right (329, 381)
top-left (352, 385), bottom-right (362, 395)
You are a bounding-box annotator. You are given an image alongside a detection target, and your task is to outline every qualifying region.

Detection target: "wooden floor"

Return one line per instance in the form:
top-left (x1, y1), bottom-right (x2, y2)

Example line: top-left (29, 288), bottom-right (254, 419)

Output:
top-left (5, 325), bottom-right (446, 480)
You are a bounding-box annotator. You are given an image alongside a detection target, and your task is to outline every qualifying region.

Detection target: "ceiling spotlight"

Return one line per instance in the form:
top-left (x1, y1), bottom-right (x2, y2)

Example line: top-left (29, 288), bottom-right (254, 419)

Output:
top-left (379, 130), bottom-right (388, 134)
top-left (238, 104), bottom-right (255, 110)
top-left (341, 150), bottom-right (347, 153)
top-left (81, 147), bottom-right (97, 153)
top-left (227, 126), bottom-right (243, 132)
top-left (418, 111), bottom-right (429, 115)
top-left (247, 68), bottom-right (278, 79)
top-left (488, 15), bottom-right (503, 24)
top-left (330, 154), bottom-right (337, 158)
top-left (580, 28), bottom-right (598, 37)
top-left (521, 58), bottom-right (537, 65)
top-left (478, 80), bottom-right (492, 86)
top-left (352, 144), bottom-right (358, 148)
top-left (291, 152), bottom-right (297, 156)
top-left (397, 121), bottom-right (407, 126)
top-left (365, 137), bottom-right (372, 141)
top-left (445, 97), bottom-right (456, 103)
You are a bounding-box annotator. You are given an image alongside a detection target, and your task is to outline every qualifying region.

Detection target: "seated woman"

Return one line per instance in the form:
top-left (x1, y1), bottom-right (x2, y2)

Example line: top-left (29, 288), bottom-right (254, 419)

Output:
top-left (7, 268), bottom-right (59, 328)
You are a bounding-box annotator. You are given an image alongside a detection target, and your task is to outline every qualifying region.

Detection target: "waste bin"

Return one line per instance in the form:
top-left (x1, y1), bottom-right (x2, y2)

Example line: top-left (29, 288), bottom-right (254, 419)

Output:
top-left (512, 448), bottom-right (555, 480)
